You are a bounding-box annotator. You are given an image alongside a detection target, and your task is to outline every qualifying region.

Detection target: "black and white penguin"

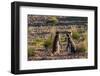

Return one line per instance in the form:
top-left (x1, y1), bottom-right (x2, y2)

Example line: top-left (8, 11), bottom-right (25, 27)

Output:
top-left (66, 32), bottom-right (76, 54)
top-left (52, 32), bottom-right (61, 55)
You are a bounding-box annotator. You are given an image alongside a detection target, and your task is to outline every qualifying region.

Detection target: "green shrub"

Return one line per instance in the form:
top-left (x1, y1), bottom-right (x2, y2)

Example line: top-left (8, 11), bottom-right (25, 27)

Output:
top-left (49, 16), bottom-right (58, 26)
top-left (72, 32), bottom-right (80, 40)
top-left (35, 38), bottom-right (43, 42)
top-left (28, 47), bottom-right (35, 56)
top-left (32, 38), bottom-right (44, 46)
top-left (43, 36), bottom-right (53, 50)
top-left (44, 39), bottom-right (52, 48)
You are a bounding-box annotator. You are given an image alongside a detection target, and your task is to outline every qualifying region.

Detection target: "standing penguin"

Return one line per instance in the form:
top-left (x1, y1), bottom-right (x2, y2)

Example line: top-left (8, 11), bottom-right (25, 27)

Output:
top-left (52, 32), bottom-right (61, 55)
top-left (66, 32), bottom-right (76, 54)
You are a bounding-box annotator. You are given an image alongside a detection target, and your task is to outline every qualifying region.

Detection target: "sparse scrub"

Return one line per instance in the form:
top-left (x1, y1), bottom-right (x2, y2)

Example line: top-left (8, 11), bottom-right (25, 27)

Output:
top-left (76, 32), bottom-right (88, 52)
top-left (28, 47), bottom-right (35, 57)
top-left (76, 40), bottom-right (87, 52)
top-left (72, 32), bottom-right (80, 40)
top-left (43, 36), bottom-right (53, 50)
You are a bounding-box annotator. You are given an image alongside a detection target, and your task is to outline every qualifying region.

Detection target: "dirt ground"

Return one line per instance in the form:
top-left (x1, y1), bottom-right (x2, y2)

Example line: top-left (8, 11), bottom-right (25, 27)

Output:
top-left (28, 50), bottom-right (87, 61)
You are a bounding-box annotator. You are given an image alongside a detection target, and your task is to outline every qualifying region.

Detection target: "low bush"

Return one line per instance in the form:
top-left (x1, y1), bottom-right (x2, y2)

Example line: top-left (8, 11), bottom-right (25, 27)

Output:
top-left (28, 47), bottom-right (35, 57)
top-left (72, 32), bottom-right (80, 40)
top-left (43, 38), bottom-right (52, 49)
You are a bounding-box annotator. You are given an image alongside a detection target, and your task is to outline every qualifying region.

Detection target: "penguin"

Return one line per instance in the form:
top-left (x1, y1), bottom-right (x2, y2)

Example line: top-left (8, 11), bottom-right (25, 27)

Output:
top-left (52, 32), bottom-right (61, 55)
top-left (66, 32), bottom-right (76, 54)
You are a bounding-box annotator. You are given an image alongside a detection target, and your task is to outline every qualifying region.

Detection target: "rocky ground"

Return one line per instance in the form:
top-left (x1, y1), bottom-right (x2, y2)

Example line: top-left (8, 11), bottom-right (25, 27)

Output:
top-left (28, 50), bottom-right (87, 61)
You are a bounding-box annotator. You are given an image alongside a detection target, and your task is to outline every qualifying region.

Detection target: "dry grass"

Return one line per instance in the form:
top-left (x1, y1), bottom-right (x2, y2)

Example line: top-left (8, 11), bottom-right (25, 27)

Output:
top-left (67, 26), bottom-right (88, 52)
